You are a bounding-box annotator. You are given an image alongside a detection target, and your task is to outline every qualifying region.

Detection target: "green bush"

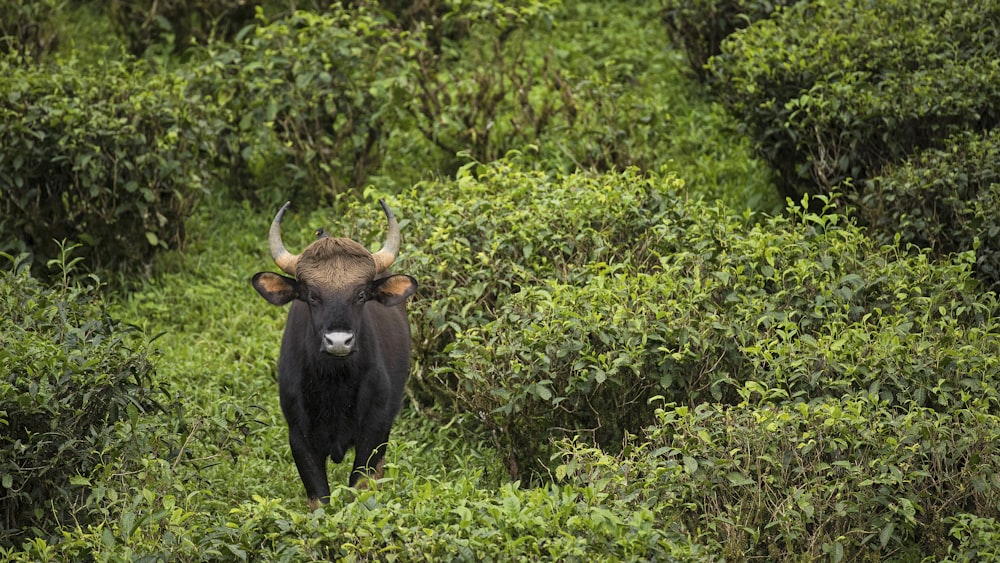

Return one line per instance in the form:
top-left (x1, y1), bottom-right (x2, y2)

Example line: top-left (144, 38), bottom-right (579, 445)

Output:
top-left (0, 251), bottom-right (165, 547)
top-left (0, 57), bottom-right (220, 280)
top-left (398, 0), bottom-right (568, 172)
top-left (453, 198), bottom-right (1000, 475)
top-left (709, 0), bottom-right (1000, 200)
top-left (941, 515), bottom-right (1000, 562)
top-left (378, 159), bottom-right (1000, 478)
top-left (659, 0), bottom-right (796, 81)
top-left (858, 130), bottom-right (1000, 292)
top-left (0, 0), bottom-right (60, 63)
top-left (193, 6), bottom-right (406, 205)
top-left (0, 418), bottom-right (709, 561)
top-left (110, 0), bottom-right (259, 57)
top-left (375, 158), bottom-right (682, 402)
top-left (557, 396), bottom-right (1000, 560)
top-left (396, 1), bottom-right (707, 180)
top-left (347, 0), bottom-right (464, 53)
top-left (534, 1), bottom-right (682, 175)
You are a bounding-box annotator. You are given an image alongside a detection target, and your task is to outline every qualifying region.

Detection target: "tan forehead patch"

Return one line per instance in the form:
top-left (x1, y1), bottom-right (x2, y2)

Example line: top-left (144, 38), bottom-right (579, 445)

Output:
top-left (296, 238), bottom-right (375, 288)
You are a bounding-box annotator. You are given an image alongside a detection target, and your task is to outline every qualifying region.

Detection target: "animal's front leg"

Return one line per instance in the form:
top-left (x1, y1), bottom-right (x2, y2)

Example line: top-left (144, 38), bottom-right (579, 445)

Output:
top-left (288, 430), bottom-right (330, 509)
top-left (350, 434), bottom-right (389, 490)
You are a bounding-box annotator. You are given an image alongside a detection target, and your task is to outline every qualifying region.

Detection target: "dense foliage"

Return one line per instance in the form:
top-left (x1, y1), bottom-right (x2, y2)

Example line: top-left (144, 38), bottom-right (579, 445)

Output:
top-left (859, 130), bottom-right (1000, 292)
top-left (0, 0), bottom-right (60, 62)
top-left (382, 163), bottom-right (1000, 485)
top-left (191, 5), bottom-right (405, 205)
top-left (110, 0), bottom-right (257, 57)
top-left (559, 396), bottom-right (1000, 559)
top-left (0, 251), bottom-right (164, 547)
top-left (708, 0), bottom-right (1000, 200)
top-left (659, 0), bottom-right (796, 81)
top-left (3, 0), bottom-right (1000, 560)
top-left (0, 56), bottom-right (220, 280)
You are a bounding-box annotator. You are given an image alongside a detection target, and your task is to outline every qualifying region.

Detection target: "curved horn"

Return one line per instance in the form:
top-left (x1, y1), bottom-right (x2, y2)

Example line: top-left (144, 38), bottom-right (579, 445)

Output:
top-left (268, 201), bottom-right (300, 276)
top-left (371, 199), bottom-right (400, 274)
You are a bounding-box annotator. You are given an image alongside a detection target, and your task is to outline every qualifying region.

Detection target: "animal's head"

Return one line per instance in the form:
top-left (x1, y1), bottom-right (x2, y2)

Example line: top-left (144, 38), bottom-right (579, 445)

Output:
top-left (251, 200), bottom-right (418, 357)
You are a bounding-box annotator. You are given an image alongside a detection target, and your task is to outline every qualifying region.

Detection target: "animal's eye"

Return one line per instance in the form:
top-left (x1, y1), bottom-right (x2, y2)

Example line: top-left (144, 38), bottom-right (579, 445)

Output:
top-left (308, 292), bottom-right (322, 305)
top-left (356, 289), bottom-right (368, 303)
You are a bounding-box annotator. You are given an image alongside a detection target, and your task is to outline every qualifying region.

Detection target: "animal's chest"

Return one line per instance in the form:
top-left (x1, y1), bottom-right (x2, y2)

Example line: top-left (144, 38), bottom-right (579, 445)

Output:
top-left (296, 372), bottom-right (361, 462)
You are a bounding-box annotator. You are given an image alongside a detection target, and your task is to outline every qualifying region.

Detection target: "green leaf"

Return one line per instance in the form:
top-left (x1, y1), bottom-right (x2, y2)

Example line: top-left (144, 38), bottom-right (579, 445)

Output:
top-left (535, 384), bottom-right (552, 401)
top-left (682, 456), bottom-right (698, 474)
top-left (879, 521), bottom-right (894, 547)
top-left (726, 472), bottom-right (755, 486)
top-left (70, 475), bottom-right (91, 486)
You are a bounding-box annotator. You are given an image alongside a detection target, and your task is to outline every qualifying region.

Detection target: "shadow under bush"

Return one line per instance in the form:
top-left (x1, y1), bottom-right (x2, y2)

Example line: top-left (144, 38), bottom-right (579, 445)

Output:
top-left (857, 129), bottom-right (1000, 292)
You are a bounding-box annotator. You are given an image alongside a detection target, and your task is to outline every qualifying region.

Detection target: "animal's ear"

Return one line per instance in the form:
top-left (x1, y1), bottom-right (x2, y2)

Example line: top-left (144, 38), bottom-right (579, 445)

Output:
top-left (252, 272), bottom-right (299, 306)
top-left (372, 274), bottom-right (417, 307)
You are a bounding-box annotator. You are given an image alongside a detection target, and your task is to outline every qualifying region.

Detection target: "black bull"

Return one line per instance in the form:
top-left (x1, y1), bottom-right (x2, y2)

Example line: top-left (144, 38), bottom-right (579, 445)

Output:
top-left (251, 200), bottom-right (417, 509)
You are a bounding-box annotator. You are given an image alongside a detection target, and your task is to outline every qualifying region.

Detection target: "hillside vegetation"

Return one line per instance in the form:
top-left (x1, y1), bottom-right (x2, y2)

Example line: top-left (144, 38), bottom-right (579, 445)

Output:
top-left (3, 0), bottom-right (1000, 560)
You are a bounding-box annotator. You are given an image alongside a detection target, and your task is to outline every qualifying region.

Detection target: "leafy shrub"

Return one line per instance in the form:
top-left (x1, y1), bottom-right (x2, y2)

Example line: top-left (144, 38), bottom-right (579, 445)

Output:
top-left (110, 0), bottom-right (258, 56)
top-left (0, 0), bottom-right (61, 62)
top-left (557, 396), bottom-right (1000, 560)
top-left (0, 57), bottom-right (221, 280)
top-left (0, 251), bottom-right (164, 547)
top-left (659, 0), bottom-right (796, 81)
top-left (394, 1), bottom-right (700, 179)
top-left (941, 515), bottom-right (1000, 562)
top-left (187, 1), bottom-right (767, 205)
top-left (372, 158), bottom-right (683, 402)
top-left (534, 1), bottom-right (684, 175)
top-left (399, 0), bottom-right (570, 171)
top-left (1, 422), bottom-right (709, 561)
top-left (857, 130), bottom-right (1000, 292)
top-left (451, 197), bottom-right (1000, 475)
top-left (375, 159), bottom-right (1000, 477)
top-left (347, 0), bottom-right (462, 53)
top-left (193, 6), bottom-right (405, 205)
top-left (448, 267), bottom-right (694, 476)
top-left (709, 0), bottom-right (1000, 200)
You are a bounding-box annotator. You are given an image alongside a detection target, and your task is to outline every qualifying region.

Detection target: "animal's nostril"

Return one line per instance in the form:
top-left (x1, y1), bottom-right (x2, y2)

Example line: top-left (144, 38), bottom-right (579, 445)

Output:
top-left (323, 331), bottom-right (356, 356)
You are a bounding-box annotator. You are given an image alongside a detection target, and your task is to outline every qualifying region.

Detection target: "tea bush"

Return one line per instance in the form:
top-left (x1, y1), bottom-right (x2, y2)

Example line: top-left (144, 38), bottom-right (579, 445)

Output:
top-left (0, 56), bottom-right (221, 280)
top-left (371, 158), bottom-right (685, 401)
top-left (383, 160), bottom-right (1000, 477)
top-left (941, 515), bottom-right (1000, 562)
top-left (397, 0), bottom-right (567, 170)
top-left (858, 129), bottom-right (1000, 292)
top-left (183, 1), bottom-right (771, 208)
top-left (192, 6), bottom-right (405, 205)
top-left (659, 0), bottom-right (796, 81)
top-left (1, 414), bottom-right (709, 561)
top-left (0, 251), bottom-right (165, 547)
top-left (557, 395), bottom-right (1000, 560)
top-left (709, 0), bottom-right (1000, 200)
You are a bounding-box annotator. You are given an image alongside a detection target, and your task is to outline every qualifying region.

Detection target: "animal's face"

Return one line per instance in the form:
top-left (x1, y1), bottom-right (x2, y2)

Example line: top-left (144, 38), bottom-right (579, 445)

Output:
top-left (252, 201), bottom-right (417, 356)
